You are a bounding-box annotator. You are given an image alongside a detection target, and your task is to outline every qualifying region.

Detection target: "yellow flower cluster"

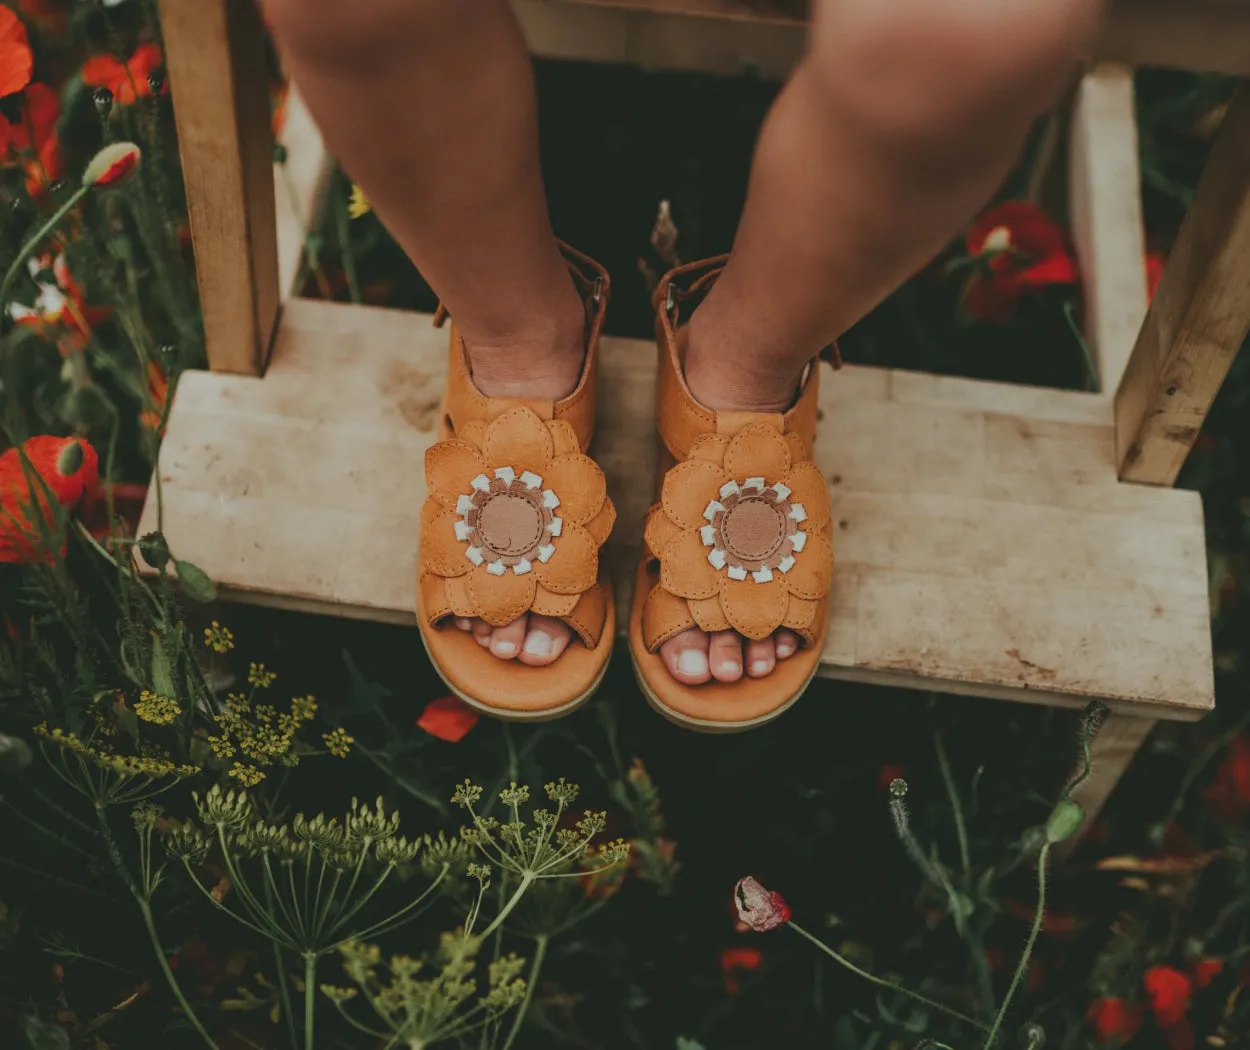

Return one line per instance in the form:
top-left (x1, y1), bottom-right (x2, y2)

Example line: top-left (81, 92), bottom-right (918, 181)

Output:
top-left (323, 728), bottom-right (354, 759)
top-left (348, 184), bottom-right (371, 219)
top-left (211, 688), bottom-right (319, 785)
top-left (34, 723), bottom-right (198, 780)
top-left (134, 691), bottom-right (182, 726)
top-left (247, 663), bottom-right (277, 689)
top-left (204, 620), bottom-right (235, 654)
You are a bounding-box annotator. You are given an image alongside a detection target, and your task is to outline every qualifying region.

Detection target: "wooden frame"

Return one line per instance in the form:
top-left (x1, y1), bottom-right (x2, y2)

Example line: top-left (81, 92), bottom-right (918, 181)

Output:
top-left (147, 1), bottom-right (1250, 837)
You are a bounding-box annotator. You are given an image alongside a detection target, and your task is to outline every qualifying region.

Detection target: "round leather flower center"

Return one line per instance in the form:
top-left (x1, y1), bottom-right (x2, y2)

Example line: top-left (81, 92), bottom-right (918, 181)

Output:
top-left (702, 478), bottom-right (807, 584)
top-left (455, 467), bottom-right (562, 576)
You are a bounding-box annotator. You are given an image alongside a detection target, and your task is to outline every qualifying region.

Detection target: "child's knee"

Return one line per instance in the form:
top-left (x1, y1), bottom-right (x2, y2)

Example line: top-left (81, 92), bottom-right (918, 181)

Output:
top-left (808, 0), bottom-right (1104, 144)
top-left (264, 0), bottom-right (490, 65)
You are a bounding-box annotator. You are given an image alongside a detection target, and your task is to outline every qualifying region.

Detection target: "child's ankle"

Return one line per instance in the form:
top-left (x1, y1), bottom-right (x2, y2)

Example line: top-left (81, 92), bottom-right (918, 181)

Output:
top-left (460, 290), bottom-right (586, 401)
top-left (684, 310), bottom-right (801, 415)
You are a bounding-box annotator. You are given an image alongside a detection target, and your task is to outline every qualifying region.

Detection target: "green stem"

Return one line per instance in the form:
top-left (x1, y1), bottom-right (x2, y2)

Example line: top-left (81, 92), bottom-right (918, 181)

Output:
top-left (266, 879), bottom-right (300, 1050)
top-left (93, 806), bottom-right (220, 1050)
top-left (303, 952), bottom-right (317, 1050)
top-left (0, 185), bottom-right (91, 315)
top-left (501, 935), bottom-right (546, 1050)
top-left (981, 843), bottom-right (1051, 1050)
top-left (787, 921), bottom-right (987, 1034)
top-left (934, 730), bottom-right (971, 882)
top-left (334, 182), bottom-right (361, 304)
top-left (480, 873), bottom-right (534, 940)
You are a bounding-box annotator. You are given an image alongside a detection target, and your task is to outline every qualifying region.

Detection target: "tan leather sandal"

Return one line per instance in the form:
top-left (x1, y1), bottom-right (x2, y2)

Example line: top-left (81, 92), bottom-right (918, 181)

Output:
top-left (628, 258), bottom-right (833, 731)
top-left (417, 246), bottom-right (616, 720)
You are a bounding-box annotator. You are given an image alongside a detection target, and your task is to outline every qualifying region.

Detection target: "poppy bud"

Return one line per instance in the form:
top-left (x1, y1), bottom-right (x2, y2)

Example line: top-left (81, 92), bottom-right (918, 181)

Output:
top-left (83, 142), bottom-right (141, 189)
top-left (734, 876), bottom-right (792, 933)
top-left (55, 438), bottom-right (83, 477)
top-left (147, 68), bottom-right (165, 95)
top-left (1045, 799), bottom-right (1084, 844)
top-left (92, 87), bottom-right (114, 117)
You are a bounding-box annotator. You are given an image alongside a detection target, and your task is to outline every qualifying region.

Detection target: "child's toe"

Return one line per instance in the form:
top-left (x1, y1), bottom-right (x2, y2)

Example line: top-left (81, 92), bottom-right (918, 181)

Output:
top-left (518, 614), bottom-right (571, 666)
top-left (745, 637), bottom-right (776, 678)
top-left (488, 616), bottom-right (527, 659)
top-left (708, 630), bottom-right (744, 683)
top-left (660, 628), bottom-right (712, 684)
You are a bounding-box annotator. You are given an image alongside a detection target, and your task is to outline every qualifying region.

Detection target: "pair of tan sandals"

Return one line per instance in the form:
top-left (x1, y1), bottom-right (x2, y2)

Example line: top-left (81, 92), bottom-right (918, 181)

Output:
top-left (417, 246), bottom-right (832, 732)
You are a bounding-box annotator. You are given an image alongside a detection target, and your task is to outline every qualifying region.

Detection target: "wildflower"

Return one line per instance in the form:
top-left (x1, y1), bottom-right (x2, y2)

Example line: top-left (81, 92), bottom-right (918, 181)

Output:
top-left (1191, 958), bottom-right (1223, 990)
top-left (0, 9), bottom-right (32, 97)
top-left (323, 728), bottom-right (353, 759)
top-left (416, 695), bottom-right (478, 742)
top-left (204, 621), bottom-right (235, 654)
top-left (0, 435), bottom-right (99, 563)
top-left (247, 662), bottom-right (277, 688)
top-left (348, 184), bottom-right (370, 219)
top-left (227, 763), bottom-right (265, 787)
top-left (206, 735), bottom-right (236, 760)
top-left (961, 201), bottom-right (1078, 323)
top-left (82, 43), bottom-right (167, 105)
top-left (1146, 250), bottom-right (1166, 302)
top-left (10, 82), bottom-right (64, 196)
top-left (134, 691), bottom-right (182, 726)
top-left (1144, 965), bottom-right (1191, 1028)
top-left (733, 876), bottom-right (791, 933)
top-left (140, 361), bottom-right (169, 433)
top-left (290, 694), bottom-right (317, 721)
top-left (82, 142), bottom-right (141, 189)
top-left (1203, 735), bottom-right (1250, 822)
top-left (8, 251), bottom-right (109, 351)
top-left (720, 946), bottom-right (761, 995)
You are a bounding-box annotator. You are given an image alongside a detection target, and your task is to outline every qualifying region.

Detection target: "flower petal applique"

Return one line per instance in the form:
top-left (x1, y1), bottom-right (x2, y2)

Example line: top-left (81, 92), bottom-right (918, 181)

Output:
top-left (661, 458), bottom-right (726, 530)
top-left (469, 563), bottom-right (537, 626)
top-left (643, 584), bottom-right (697, 649)
top-left (782, 531), bottom-right (833, 601)
top-left (425, 440), bottom-right (488, 508)
top-left (531, 584), bottom-right (580, 618)
top-left (548, 418), bottom-right (582, 457)
top-left (724, 423), bottom-right (792, 483)
top-left (781, 460), bottom-right (831, 531)
top-left (483, 406), bottom-right (554, 476)
top-left (660, 530), bottom-right (720, 600)
top-left (584, 499), bottom-right (616, 547)
top-left (542, 453), bottom-right (606, 524)
top-left (686, 433), bottom-right (730, 466)
top-left (690, 595), bottom-right (731, 633)
top-left (720, 576), bottom-right (790, 640)
top-left (644, 504), bottom-right (683, 562)
top-left (420, 507), bottom-right (471, 578)
top-left (533, 520), bottom-right (597, 595)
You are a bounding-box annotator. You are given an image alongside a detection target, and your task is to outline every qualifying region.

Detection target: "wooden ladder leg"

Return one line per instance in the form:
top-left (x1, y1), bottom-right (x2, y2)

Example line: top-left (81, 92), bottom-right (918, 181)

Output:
top-left (158, 0), bottom-right (280, 375)
top-left (1115, 84), bottom-right (1250, 485)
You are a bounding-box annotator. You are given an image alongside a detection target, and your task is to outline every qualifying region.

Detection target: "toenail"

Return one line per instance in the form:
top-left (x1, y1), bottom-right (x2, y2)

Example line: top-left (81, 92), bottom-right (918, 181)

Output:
top-left (720, 661), bottom-right (740, 675)
top-left (493, 640), bottom-right (517, 655)
top-left (677, 650), bottom-right (708, 675)
top-left (776, 643), bottom-right (794, 657)
top-left (523, 631), bottom-right (552, 656)
top-left (751, 660), bottom-right (770, 674)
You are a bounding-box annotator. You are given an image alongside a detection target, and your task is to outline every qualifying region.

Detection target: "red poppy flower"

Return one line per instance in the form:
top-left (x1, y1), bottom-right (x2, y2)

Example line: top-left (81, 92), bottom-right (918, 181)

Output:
top-left (1204, 735), bottom-right (1250, 822)
top-left (0, 8), bottom-right (33, 98)
top-left (1145, 251), bottom-right (1166, 302)
top-left (15, 0), bottom-right (69, 38)
top-left (962, 201), bottom-right (1078, 322)
top-left (9, 251), bottom-right (110, 351)
top-left (415, 694), bottom-right (478, 742)
top-left (733, 876), bottom-right (791, 932)
top-left (1087, 997), bottom-right (1143, 1044)
top-left (0, 435), bottom-right (99, 563)
top-left (82, 43), bottom-right (166, 105)
top-left (720, 946), bottom-right (762, 995)
top-left (1191, 958), bottom-right (1223, 990)
top-left (10, 83), bottom-right (64, 196)
top-left (84, 142), bottom-right (141, 188)
top-left (1144, 965), bottom-right (1191, 1028)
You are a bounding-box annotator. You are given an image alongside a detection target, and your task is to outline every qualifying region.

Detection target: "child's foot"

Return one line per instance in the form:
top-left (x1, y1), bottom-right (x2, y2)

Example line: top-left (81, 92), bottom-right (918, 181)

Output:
top-left (449, 299), bottom-right (586, 667)
top-left (658, 315), bottom-right (809, 686)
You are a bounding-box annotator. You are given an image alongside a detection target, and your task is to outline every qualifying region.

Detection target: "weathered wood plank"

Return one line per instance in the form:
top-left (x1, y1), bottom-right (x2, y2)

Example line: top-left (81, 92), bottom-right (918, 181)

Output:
top-left (1115, 86), bottom-right (1250, 485)
top-left (1068, 65), bottom-right (1149, 395)
top-left (138, 301), bottom-right (1214, 720)
top-left (159, 0), bottom-right (279, 375)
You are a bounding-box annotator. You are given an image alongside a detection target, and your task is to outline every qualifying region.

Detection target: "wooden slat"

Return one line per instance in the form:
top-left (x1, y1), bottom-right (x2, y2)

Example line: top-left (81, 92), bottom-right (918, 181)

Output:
top-left (274, 87), bottom-right (334, 302)
top-left (159, 0), bottom-right (279, 375)
top-left (515, 0), bottom-right (1250, 77)
top-left (1115, 85), bottom-right (1250, 485)
top-left (1068, 65), bottom-right (1149, 395)
top-left (138, 300), bottom-right (1214, 721)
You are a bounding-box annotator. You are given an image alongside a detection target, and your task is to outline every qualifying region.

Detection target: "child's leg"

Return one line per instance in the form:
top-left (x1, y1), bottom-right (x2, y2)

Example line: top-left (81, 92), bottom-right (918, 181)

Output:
top-left (264, 0), bottom-right (582, 665)
top-left (661, 0), bottom-right (1108, 685)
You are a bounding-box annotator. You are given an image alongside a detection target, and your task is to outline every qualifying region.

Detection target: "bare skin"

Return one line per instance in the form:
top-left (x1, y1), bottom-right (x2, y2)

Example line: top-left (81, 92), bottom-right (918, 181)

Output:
top-left (265, 0), bottom-right (1106, 684)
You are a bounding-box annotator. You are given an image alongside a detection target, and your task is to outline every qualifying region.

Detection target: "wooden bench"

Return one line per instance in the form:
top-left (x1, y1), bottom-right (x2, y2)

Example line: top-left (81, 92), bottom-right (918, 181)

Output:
top-left (143, 0), bottom-right (1250, 835)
